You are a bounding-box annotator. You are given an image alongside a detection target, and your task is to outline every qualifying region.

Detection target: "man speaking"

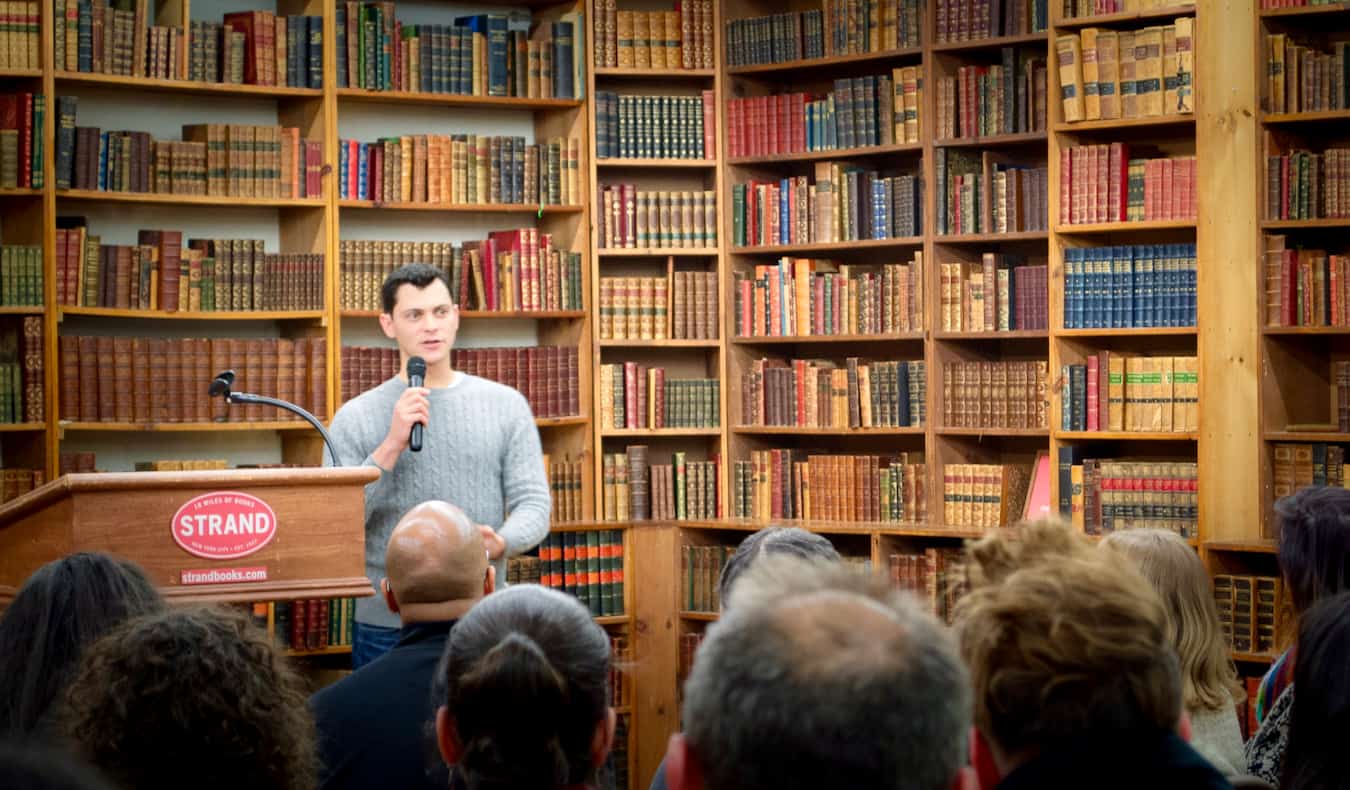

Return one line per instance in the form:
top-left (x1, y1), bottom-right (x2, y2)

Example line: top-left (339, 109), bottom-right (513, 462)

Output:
top-left (325, 263), bottom-right (550, 668)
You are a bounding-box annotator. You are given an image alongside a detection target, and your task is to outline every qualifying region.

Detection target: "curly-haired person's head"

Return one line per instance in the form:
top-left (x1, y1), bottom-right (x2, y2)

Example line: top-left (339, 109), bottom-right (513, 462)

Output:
top-left (58, 606), bottom-right (317, 790)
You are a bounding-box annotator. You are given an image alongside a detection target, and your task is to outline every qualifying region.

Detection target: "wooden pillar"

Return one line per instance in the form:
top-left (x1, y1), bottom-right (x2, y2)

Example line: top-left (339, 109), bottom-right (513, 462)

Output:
top-left (631, 523), bottom-right (680, 788)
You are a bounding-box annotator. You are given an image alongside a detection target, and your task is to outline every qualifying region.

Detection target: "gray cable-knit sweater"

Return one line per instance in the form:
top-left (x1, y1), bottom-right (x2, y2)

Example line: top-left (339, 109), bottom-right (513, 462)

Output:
top-left (324, 374), bottom-right (551, 628)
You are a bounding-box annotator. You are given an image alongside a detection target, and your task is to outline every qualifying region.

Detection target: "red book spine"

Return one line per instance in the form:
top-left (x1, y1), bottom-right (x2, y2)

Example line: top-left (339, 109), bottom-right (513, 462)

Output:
top-left (1086, 355), bottom-right (1099, 431)
top-left (623, 361), bottom-right (638, 429)
top-left (702, 90), bottom-right (716, 160)
top-left (19, 93), bottom-right (32, 188)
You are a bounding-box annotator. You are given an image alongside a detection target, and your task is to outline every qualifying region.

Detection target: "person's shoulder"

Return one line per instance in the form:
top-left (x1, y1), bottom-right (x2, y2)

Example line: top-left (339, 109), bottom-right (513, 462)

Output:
top-left (461, 375), bottom-right (531, 410)
top-left (333, 378), bottom-right (400, 417)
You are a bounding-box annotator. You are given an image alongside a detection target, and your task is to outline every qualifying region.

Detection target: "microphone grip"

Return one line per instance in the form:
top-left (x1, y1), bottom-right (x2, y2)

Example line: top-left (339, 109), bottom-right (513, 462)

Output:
top-left (409, 373), bottom-right (424, 452)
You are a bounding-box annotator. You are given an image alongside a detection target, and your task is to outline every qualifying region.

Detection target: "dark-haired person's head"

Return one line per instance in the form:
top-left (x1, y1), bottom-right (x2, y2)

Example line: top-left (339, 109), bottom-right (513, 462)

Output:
top-left (717, 526), bottom-right (841, 606)
top-left (0, 742), bottom-right (116, 790)
top-left (437, 585), bottom-right (613, 790)
top-left (668, 556), bottom-right (975, 790)
top-left (59, 606), bottom-right (317, 790)
top-left (1281, 591), bottom-right (1350, 790)
top-left (379, 263), bottom-right (459, 370)
top-left (1275, 486), bottom-right (1350, 615)
top-left (0, 552), bottom-right (163, 737)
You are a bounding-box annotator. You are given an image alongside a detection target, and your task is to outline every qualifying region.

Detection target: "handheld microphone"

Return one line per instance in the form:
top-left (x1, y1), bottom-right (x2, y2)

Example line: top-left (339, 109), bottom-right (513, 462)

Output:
top-left (407, 356), bottom-right (426, 452)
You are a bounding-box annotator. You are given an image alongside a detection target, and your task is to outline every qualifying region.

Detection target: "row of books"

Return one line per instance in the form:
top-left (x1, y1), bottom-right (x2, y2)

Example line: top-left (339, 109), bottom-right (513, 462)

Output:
top-left (1271, 443), bottom-right (1349, 499)
top-left (723, 0), bottom-right (923, 68)
top-left (58, 452), bottom-right (95, 474)
top-left (936, 149), bottom-right (1048, 235)
top-left (531, 530), bottom-right (626, 617)
top-left (733, 450), bottom-right (928, 524)
top-left (336, 6), bottom-right (583, 100)
top-left (935, 0), bottom-right (1047, 41)
top-left (253, 599), bottom-right (355, 652)
top-left (942, 463), bottom-right (1032, 528)
top-left (133, 459), bottom-right (228, 471)
top-left (1060, 453), bottom-right (1199, 539)
top-left (597, 273), bottom-right (717, 341)
top-left (732, 168), bottom-right (923, 247)
top-left (57, 0), bottom-right (180, 79)
top-left (1263, 34), bottom-right (1350, 115)
top-left (942, 360), bottom-right (1050, 430)
top-left (1056, 21), bottom-right (1195, 124)
top-left (57, 106), bottom-right (322, 199)
top-left (596, 3), bottom-right (715, 70)
top-left (1265, 147), bottom-right (1350, 221)
top-left (1060, 354), bottom-right (1199, 433)
top-left (598, 364), bottom-right (720, 430)
top-left (1063, 244), bottom-right (1198, 329)
top-left (544, 454), bottom-right (584, 524)
top-left (596, 186), bottom-right (718, 249)
top-left (1263, 237), bottom-right (1350, 328)
top-left (889, 549), bottom-right (967, 626)
top-left (0, 93), bottom-right (43, 188)
top-left (1214, 575), bottom-right (1280, 657)
top-left (58, 230), bottom-right (322, 313)
top-left (732, 256), bottom-right (925, 338)
top-left (741, 358), bottom-right (926, 429)
top-left (58, 335), bottom-right (327, 424)
top-left (339, 236), bottom-right (582, 315)
top-left (0, 245), bottom-right (40, 306)
top-left (0, 467), bottom-right (44, 501)
top-left (0, 1), bottom-right (36, 69)
top-left (0, 318), bottom-right (41, 424)
top-left (1060, 146), bottom-right (1197, 224)
top-left (602, 447), bottom-right (720, 522)
top-left (594, 92), bottom-right (715, 160)
top-left (682, 544), bottom-right (732, 613)
top-left (185, 15), bottom-right (323, 87)
top-left (337, 135), bottom-right (580, 208)
top-left (936, 48), bottom-right (1047, 141)
top-left (727, 70), bottom-right (921, 159)
top-left (1064, 0), bottom-right (1193, 16)
top-left (940, 258), bottom-right (1049, 332)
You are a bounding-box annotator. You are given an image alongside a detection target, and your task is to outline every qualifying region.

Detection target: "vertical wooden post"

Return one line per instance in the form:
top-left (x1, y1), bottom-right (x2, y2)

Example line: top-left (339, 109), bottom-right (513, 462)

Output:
top-left (631, 522), bottom-right (679, 788)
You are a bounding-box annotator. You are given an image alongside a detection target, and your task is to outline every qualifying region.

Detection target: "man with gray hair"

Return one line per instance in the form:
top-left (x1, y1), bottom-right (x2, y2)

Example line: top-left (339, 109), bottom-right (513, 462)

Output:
top-left (663, 555), bottom-right (977, 790)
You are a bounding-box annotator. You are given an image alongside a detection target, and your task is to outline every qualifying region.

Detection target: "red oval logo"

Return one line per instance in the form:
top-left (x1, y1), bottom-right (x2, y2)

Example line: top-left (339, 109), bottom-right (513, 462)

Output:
top-left (171, 491), bottom-right (279, 560)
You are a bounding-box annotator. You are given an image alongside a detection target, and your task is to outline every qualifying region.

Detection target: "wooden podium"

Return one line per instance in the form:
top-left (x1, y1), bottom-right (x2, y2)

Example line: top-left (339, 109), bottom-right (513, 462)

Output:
top-left (0, 467), bottom-right (380, 607)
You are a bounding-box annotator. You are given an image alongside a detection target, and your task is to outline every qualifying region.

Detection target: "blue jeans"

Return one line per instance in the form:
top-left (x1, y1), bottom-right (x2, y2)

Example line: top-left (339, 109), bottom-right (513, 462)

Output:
top-left (352, 622), bottom-right (401, 669)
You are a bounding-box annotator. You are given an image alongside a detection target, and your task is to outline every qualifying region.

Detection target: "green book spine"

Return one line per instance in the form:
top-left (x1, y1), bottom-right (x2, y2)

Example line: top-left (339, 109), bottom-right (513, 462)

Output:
top-left (673, 451), bottom-right (687, 520)
top-left (586, 530), bottom-right (601, 616)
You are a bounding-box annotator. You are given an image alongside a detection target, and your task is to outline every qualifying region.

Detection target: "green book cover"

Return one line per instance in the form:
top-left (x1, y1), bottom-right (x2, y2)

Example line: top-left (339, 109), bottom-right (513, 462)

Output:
top-left (673, 451), bottom-right (687, 520)
top-left (586, 530), bottom-right (601, 616)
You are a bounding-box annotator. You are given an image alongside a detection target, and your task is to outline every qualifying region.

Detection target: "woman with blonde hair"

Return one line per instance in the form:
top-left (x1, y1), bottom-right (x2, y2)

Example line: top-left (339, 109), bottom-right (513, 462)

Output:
top-left (1101, 528), bottom-right (1245, 776)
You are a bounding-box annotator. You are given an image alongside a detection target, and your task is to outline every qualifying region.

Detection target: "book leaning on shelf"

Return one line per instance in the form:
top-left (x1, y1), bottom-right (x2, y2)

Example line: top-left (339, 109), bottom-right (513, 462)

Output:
top-left (598, 273), bottom-right (716, 341)
top-left (942, 462), bottom-right (1032, 529)
top-left (1063, 244), bottom-right (1197, 329)
top-left (595, 91), bottom-right (716, 160)
top-left (1060, 354), bottom-right (1198, 433)
top-left (935, 148), bottom-right (1047, 236)
top-left (337, 135), bottom-right (581, 207)
top-left (942, 360), bottom-right (1049, 430)
top-left (936, 47), bottom-right (1047, 141)
top-left (530, 530), bottom-right (625, 616)
top-left (1264, 33), bottom-right (1350, 114)
top-left (596, 187), bottom-right (717, 249)
top-left (732, 163), bottom-right (921, 246)
top-left (1263, 237), bottom-right (1350, 327)
top-left (1056, 20), bottom-right (1194, 124)
top-left (1213, 574), bottom-right (1281, 656)
top-left (0, 93), bottom-right (43, 189)
top-left (723, 0), bottom-right (922, 68)
top-left (58, 335), bottom-right (326, 425)
top-left (743, 357), bottom-right (925, 429)
top-left (598, 363), bottom-right (720, 430)
top-left (543, 454), bottom-right (584, 523)
top-left (733, 450), bottom-right (927, 524)
top-left (337, 5), bottom-right (584, 100)
top-left (934, 0), bottom-right (1047, 41)
top-left (733, 255), bottom-right (923, 338)
top-left (594, 1), bottom-right (714, 70)
top-left (940, 256), bottom-right (1048, 332)
top-left (603, 446), bottom-right (719, 522)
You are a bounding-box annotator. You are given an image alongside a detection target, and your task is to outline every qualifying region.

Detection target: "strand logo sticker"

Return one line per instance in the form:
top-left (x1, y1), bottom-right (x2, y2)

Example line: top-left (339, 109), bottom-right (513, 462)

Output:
top-left (172, 491), bottom-right (278, 560)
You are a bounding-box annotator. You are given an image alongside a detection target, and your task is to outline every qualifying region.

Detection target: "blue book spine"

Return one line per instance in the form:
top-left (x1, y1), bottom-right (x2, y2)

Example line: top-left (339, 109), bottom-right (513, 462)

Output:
top-left (338, 141), bottom-right (348, 199)
top-left (871, 179), bottom-right (885, 240)
top-left (897, 363), bottom-right (911, 425)
top-left (1145, 245), bottom-right (1159, 327)
top-left (1063, 249), bottom-right (1076, 329)
top-left (1186, 243), bottom-right (1197, 325)
top-left (358, 143), bottom-right (369, 201)
top-left (1122, 246), bottom-right (1135, 328)
top-left (1061, 364), bottom-right (1074, 430)
top-left (778, 178), bottom-right (790, 245)
top-left (97, 132), bottom-right (108, 191)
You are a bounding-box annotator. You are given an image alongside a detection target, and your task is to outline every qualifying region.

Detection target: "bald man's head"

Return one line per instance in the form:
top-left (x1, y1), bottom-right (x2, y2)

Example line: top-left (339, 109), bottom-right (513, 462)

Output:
top-left (385, 501), bottom-right (488, 605)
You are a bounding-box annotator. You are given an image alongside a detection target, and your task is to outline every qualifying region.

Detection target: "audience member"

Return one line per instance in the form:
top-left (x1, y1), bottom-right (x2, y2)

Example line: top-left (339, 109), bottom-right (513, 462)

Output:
top-left (59, 606), bottom-right (317, 790)
top-left (0, 552), bottom-right (163, 737)
top-left (1102, 529), bottom-right (1245, 775)
top-left (1245, 486), bottom-right (1350, 783)
top-left (665, 556), bottom-right (975, 790)
top-left (649, 526), bottom-right (841, 790)
top-left (0, 742), bottom-right (116, 790)
top-left (1280, 590), bottom-right (1350, 789)
top-left (312, 500), bottom-right (493, 790)
top-left (437, 585), bottom-right (613, 790)
top-left (955, 520), bottom-right (1230, 790)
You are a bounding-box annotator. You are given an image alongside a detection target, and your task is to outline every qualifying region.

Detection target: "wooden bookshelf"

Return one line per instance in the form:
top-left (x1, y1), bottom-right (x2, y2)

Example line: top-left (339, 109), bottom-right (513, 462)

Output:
top-left (54, 72), bottom-right (324, 98)
top-left (730, 332), bottom-right (925, 344)
top-left (595, 159), bottom-right (718, 169)
top-left (58, 422), bottom-right (316, 432)
top-left (58, 307), bottom-right (325, 322)
top-left (1260, 2), bottom-right (1350, 17)
top-left (935, 231), bottom-right (1050, 243)
top-left (593, 67), bottom-right (717, 78)
top-left (727, 140), bottom-right (921, 165)
top-left (1052, 114), bottom-right (1196, 133)
top-left (1057, 326), bottom-right (1198, 337)
top-left (929, 32), bottom-right (1049, 53)
top-left (1054, 219), bottom-right (1199, 234)
top-left (336, 200), bottom-right (584, 214)
top-left (598, 247), bottom-right (721, 257)
top-left (56, 190), bottom-right (327, 208)
top-left (334, 88), bottom-right (583, 110)
top-left (1053, 4), bottom-right (1197, 29)
top-left (1261, 109), bottom-right (1350, 125)
top-left (934, 131), bottom-right (1048, 148)
top-left (724, 46), bottom-right (923, 76)
top-left (731, 237), bottom-right (924, 255)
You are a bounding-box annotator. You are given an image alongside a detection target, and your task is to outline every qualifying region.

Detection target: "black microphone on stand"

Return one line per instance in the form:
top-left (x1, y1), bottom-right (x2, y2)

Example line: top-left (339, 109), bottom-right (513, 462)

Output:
top-left (209, 370), bottom-right (343, 465)
top-left (407, 356), bottom-right (426, 452)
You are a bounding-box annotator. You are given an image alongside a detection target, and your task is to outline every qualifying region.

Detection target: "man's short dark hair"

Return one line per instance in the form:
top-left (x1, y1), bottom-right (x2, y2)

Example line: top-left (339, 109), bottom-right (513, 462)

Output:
top-left (1275, 486), bottom-right (1350, 614)
top-left (718, 527), bottom-right (841, 605)
top-left (683, 556), bottom-right (972, 790)
top-left (382, 263), bottom-right (453, 315)
top-left (59, 606), bottom-right (318, 790)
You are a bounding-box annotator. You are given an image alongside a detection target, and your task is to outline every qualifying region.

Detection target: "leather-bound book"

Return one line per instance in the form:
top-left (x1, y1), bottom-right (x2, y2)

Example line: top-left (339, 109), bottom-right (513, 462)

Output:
top-left (59, 335), bottom-right (79, 421)
top-left (130, 337), bottom-right (150, 423)
top-left (276, 338), bottom-right (295, 420)
top-left (244, 338), bottom-right (264, 422)
top-left (193, 337), bottom-right (211, 422)
top-left (291, 337), bottom-right (307, 419)
top-left (112, 336), bottom-right (133, 423)
top-left (308, 336), bottom-right (326, 420)
top-left (94, 336), bottom-right (115, 422)
top-left (21, 316), bottom-right (41, 422)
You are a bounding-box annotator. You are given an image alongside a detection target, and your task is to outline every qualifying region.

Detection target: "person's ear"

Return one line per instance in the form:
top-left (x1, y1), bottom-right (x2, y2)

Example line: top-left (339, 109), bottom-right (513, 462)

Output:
top-left (383, 578), bottom-right (400, 615)
top-left (1177, 708), bottom-right (1193, 743)
top-left (590, 707), bottom-right (616, 769)
top-left (664, 733), bottom-right (704, 790)
top-left (970, 727), bottom-right (1003, 789)
top-left (436, 706), bottom-right (461, 766)
top-left (378, 311), bottom-right (397, 341)
top-left (484, 564), bottom-right (497, 596)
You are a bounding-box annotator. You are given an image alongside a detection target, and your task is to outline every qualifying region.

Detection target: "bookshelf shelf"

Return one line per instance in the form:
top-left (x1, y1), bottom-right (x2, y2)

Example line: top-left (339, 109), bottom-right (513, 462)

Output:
top-left (1261, 218), bottom-right (1350, 230)
top-left (1054, 219), bottom-right (1197, 234)
top-left (1053, 4), bottom-right (1196, 29)
top-left (597, 339), bottom-right (721, 349)
top-left (337, 199), bottom-right (584, 215)
top-left (1055, 430), bottom-right (1199, 441)
top-left (725, 46), bottom-right (923, 77)
top-left (0, 68), bottom-right (41, 78)
top-left (732, 237), bottom-right (923, 255)
top-left (1056, 326), bottom-right (1197, 338)
top-left (1259, 2), bottom-right (1350, 18)
top-left (58, 422), bottom-right (314, 432)
top-left (936, 427), bottom-right (1050, 438)
top-left (596, 158), bottom-right (718, 169)
top-left (1052, 114), bottom-right (1196, 133)
top-left (1232, 651), bottom-right (1277, 664)
top-left (929, 32), bottom-right (1049, 53)
top-left (732, 426), bottom-right (925, 436)
top-left (598, 248), bottom-right (721, 257)
top-left (1263, 325), bottom-right (1350, 335)
top-left (1261, 109), bottom-right (1350, 126)
top-left (55, 72), bottom-right (324, 99)
top-left (679, 611), bottom-right (720, 621)
top-left (1263, 430), bottom-right (1350, 442)
top-left (340, 309), bottom-right (586, 320)
top-left (601, 428), bottom-right (722, 437)
top-left (0, 188), bottom-right (42, 199)
top-left (335, 88), bottom-right (583, 111)
top-left (934, 131), bottom-right (1048, 148)
top-left (594, 67), bottom-right (717, 79)
top-left (935, 231), bottom-right (1049, 244)
top-left (547, 521), bottom-right (631, 533)
top-left (283, 646), bottom-right (352, 658)
top-left (56, 190), bottom-right (325, 209)
top-left (1206, 539), bottom-right (1278, 554)
top-left (728, 141), bottom-right (921, 166)
top-left (730, 332), bottom-right (925, 345)
top-left (695, 518), bottom-right (984, 539)
top-left (935, 330), bottom-right (1049, 340)
top-left (536, 416), bottom-right (589, 429)
top-left (0, 307), bottom-right (44, 315)
top-left (58, 307), bottom-right (325, 322)
top-left (594, 615), bottom-right (631, 626)
top-left (0, 422), bottom-right (46, 432)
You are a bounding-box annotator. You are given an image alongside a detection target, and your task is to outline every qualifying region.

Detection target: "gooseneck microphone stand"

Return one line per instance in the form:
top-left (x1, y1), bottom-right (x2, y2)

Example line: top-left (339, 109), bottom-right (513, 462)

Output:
top-left (209, 370), bottom-right (343, 466)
